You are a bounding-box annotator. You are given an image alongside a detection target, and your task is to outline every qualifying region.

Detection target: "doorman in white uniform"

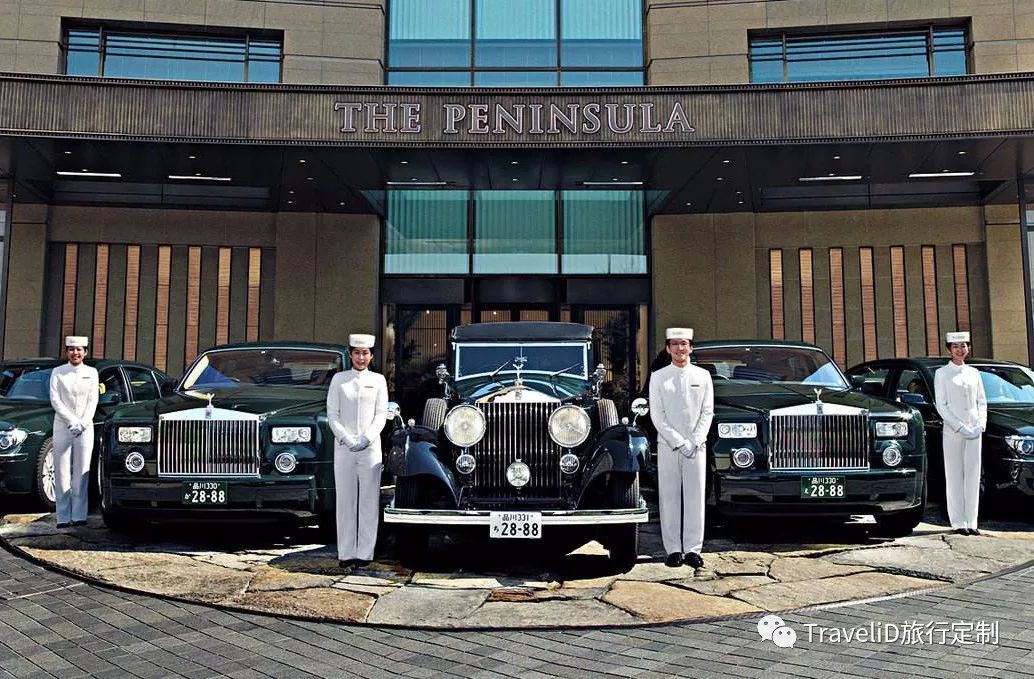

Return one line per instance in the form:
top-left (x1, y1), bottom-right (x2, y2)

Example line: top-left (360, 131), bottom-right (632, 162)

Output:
top-left (326, 334), bottom-right (388, 568)
top-left (48, 336), bottom-right (99, 528)
top-left (934, 331), bottom-right (987, 536)
top-left (648, 327), bottom-right (714, 568)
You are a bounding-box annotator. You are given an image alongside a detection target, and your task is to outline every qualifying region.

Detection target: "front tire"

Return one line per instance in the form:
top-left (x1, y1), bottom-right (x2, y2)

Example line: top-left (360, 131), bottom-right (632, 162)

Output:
top-left (393, 476), bottom-right (429, 558)
top-left (33, 438), bottom-right (56, 511)
top-left (877, 481), bottom-right (926, 538)
top-left (605, 473), bottom-right (640, 570)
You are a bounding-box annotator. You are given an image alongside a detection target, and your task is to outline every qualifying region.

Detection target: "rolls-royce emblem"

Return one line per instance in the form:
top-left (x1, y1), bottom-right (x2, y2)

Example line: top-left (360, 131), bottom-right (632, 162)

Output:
top-left (205, 393), bottom-right (214, 418)
top-left (813, 388), bottom-right (824, 415)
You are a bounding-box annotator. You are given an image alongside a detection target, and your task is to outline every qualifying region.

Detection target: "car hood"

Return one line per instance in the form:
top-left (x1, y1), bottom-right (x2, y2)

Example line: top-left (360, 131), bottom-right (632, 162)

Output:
top-left (987, 407), bottom-right (1034, 436)
top-left (713, 383), bottom-right (909, 417)
top-left (0, 399), bottom-right (54, 428)
top-left (111, 385), bottom-right (328, 420)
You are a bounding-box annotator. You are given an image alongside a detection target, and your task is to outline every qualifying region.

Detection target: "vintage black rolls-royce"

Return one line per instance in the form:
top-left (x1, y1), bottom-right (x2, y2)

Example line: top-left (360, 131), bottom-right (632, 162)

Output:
top-left (383, 322), bottom-right (649, 566)
top-left (690, 341), bottom-right (927, 536)
top-left (99, 342), bottom-right (347, 531)
top-left (847, 356), bottom-right (1034, 506)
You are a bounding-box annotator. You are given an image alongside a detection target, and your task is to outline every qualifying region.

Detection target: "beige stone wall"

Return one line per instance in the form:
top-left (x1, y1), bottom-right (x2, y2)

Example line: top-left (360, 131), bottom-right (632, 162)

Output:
top-left (984, 204), bottom-right (1029, 363)
top-left (0, 0), bottom-right (385, 85)
top-left (647, 0), bottom-right (1034, 85)
top-left (651, 206), bottom-right (1010, 366)
top-left (3, 203), bottom-right (48, 359)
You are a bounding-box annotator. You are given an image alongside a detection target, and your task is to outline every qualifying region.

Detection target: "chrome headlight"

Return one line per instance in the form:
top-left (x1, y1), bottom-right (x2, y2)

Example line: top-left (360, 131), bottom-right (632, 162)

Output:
top-left (274, 452), bottom-right (298, 474)
top-left (117, 427), bottom-right (152, 444)
top-left (1005, 435), bottom-right (1034, 455)
top-left (271, 427), bottom-right (312, 444)
top-left (882, 442), bottom-right (903, 467)
top-left (506, 460), bottom-right (531, 488)
top-left (0, 428), bottom-right (28, 450)
top-left (455, 453), bottom-right (476, 475)
top-left (559, 453), bottom-right (580, 474)
top-left (731, 448), bottom-right (755, 468)
top-left (444, 405), bottom-right (486, 448)
top-left (548, 405), bottom-right (591, 448)
top-left (875, 422), bottom-right (908, 438)
top-left (124, 451), bottom-right (146, 473)
top-left (718, 422), bottom-right (757, 439)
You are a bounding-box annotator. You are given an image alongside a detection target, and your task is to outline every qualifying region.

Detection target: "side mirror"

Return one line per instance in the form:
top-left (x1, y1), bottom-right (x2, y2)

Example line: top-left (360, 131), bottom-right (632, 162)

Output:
top-left (849, 374), bottom-right (866, 389)
top-left (160, 378), bottom-right (178, 397)
top-left (386, 401), bottom-right (402, 424)
top-left (630, 397), bottom-right (649, 426)
top-left (99, 391), bottom-right (121, 406)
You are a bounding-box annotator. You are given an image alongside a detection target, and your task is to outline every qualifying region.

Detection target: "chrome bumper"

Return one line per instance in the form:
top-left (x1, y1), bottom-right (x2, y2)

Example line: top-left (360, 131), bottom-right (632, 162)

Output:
top-left (383, 501), bottom-right (649, 526)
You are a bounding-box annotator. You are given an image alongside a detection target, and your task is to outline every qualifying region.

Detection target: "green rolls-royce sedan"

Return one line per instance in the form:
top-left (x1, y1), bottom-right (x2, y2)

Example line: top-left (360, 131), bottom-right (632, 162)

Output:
top-left (99, 342), bottom-right (350, 531)
top-left (0, 358), bottom-right (171, 508)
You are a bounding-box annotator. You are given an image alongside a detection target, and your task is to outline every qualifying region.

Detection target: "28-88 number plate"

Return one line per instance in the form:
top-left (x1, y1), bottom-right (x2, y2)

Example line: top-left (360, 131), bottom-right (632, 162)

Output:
top-left (800, 476), bottom-right (846, 499)
top-left (182, 481), bottom-right (228, 505)
top-left (489, 511), bottom-right (542, 539)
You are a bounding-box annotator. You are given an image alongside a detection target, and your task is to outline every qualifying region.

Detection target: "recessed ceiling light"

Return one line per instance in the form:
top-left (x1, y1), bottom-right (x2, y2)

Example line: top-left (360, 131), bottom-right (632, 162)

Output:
top-left (736, 191), bottom-right (743, 195)
top-left (400, 160), bottom-right (409, 165)
top-left (195, 172), bottom-right (201, 176)
top-left (299, 159), bottom-right (307, 164)
top-left (581, 180), bottom-right (644, 186)
top-left (56, 170), bottom-right (122, 178)
top-left (386, 180), bottom-right (449, 186)
top-left (510, 161), bottom-right (519, 165)
top-left (958, 151), bottom-right (967, 155)
top-left (82, 168), bottom-right (88, 172)
top-left (287, 200), bottom-right (294, 204)
top-left (289, 190), bottom-right (294, 195)
top-left (716, 177), bottom-right (724, 181)
top-left (169, 174), bottom-right (232, 182)
top-left (685, 202), bottom-right (692, 206)
top-left (188, 155), bottom-right (196, 160)
top-left (512, 178), bottom-right (518, 182)
top-left (738, 200), bottom-right (744, 205)
top-left (909, 171), bottom-right (975, 178)
top-left (339, 201), bottom-right (346, 206)
top-left (798, 175), bottom-right (863, 182)
top-left (307, 177), bottom-right (314, 181)
top-left (620, 161), bottom-right (629, 165)
top-left (722, 159), bottom-right (731, 164)
top-left (833, 155), bottom-right (841, 160)
top-left (63, 151), bottom-right (71, 155)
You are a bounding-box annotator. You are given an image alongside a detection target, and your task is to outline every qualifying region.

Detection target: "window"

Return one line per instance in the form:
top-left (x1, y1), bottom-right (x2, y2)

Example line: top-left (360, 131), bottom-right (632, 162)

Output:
top-left (387, 0), bottom-right (644, 86)
top-left (750, 26), bottom-right (968, 83)
top-left (98, 368), bottom-right (130, 403)
top-left (894, 368), bottom-right (930, 405)
top-left (64, 26), bottom-right (281, 83)
top-left (474, 191), bottom-right (556, 274)
top-left (562, 191), bottom-right (645, 274)
top-left (124, 366), bottom-right (160, 401)
top-left (850, 365), bottom-right (890, 397)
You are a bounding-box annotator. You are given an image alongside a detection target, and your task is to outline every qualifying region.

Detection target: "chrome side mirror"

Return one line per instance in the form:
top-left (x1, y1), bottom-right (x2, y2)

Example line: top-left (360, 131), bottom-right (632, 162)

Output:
top-left (631, 397), bottom-right (649, 426)
top-left (436, 363), bottom-right (453, 399)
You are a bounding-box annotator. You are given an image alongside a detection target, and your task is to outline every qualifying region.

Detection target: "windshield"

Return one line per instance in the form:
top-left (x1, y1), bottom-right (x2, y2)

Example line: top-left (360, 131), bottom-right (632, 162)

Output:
top-left (181, 348), bottom-right (344, 391)
top-left (692, 345), bottom-right (849, 388)
top-left (0, 366), bottom-right (55, 400)
top-left (455, 342), bottom-right (588, 381)
top-left (974, 364), bottom-right (1034, 405)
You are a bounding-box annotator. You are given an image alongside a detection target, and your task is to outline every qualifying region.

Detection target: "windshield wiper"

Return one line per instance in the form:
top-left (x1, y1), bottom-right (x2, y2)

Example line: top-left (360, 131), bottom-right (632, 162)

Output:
top-left (545, 361), bottom-right (583, 397)
top-left (488, 357), bottom-right (517, 382)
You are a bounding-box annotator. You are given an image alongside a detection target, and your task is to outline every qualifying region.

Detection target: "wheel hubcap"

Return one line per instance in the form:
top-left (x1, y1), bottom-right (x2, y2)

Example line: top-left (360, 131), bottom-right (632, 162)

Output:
top-left (42, 450), bottom-right (55, 504)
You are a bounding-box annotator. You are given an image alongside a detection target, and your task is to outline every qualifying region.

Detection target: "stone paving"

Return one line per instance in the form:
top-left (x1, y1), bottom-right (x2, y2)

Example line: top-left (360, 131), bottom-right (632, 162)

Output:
top-left (5, 501), bottom-right (1034, 628)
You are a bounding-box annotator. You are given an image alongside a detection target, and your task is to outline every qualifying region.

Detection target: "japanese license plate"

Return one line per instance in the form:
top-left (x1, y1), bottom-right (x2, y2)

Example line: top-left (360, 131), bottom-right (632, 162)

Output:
top-left (800, 476), bottom-right (846, 499)
top-left (182, 481), bottom-right (228, 505)
top-left (489, 511), bottom-right (542, 539)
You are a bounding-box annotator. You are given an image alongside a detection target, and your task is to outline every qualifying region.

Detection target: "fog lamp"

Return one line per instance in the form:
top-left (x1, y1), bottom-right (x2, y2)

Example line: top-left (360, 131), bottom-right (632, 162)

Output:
top-left (559, 453), bottom-right (580, 474)
top-left (506, 460), bottom-right (531, 488)
top-left (731, 448), bottom-right (755, 469)
top-left (124, 451), bottom-right (146, 473)
top-left (455, 453), bottom-right (476, 475)
top-left (274, 452), bottom-right (298, 474)
top-left (882, 443), bottom-right (903, 467)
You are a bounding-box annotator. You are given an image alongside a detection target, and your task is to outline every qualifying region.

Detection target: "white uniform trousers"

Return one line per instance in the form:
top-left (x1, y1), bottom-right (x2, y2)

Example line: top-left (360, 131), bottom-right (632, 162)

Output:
top-left (52, 422), bottom-right (93, 524)
top-left (943, 432), bottom-right (981, 530)
top-left (334, 443), bottom-right (382, 561)
top-left (657, 443), bottom-right (706, 555)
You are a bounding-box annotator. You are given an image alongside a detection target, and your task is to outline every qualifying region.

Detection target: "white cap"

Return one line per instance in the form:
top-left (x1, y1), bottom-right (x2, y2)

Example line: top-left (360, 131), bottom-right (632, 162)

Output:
top-left (65, 336), bottom-right (89, 348)
top-left (666, 327), bottom-right (694, 341)
top-left (946, 331), bottom-right (970, 344)
top-left (348, 333), bottom-right (375, 349)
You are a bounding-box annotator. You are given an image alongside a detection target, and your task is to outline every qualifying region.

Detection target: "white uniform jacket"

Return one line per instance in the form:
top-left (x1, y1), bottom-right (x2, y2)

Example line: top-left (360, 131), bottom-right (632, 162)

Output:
top-left (326, 368), bottom-right (388, 450)
top-left (649, 363), bottom-right (715, 455)
top-left (934, 363), bottom-right (987, 436)
top-left (49, 363), bottom-right (99, 429)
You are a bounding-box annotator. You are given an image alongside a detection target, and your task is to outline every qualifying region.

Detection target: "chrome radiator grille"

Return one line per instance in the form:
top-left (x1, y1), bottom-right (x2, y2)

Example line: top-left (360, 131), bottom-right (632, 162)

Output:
top-left (158, 419), bottom-right (261, 477)
top-left (469, 402), bottom-right (561, 498)
top-left (769, 414), bottom-right (870, 471)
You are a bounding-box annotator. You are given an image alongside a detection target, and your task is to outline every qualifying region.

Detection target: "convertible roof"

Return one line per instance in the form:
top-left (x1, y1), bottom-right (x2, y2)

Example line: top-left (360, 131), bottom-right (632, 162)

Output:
top-left (451, 322), bottom-right (594, 342)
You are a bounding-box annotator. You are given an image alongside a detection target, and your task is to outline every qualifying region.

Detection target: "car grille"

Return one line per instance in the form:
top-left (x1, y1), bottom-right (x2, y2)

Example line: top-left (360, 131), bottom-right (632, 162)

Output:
top-left (469, 402), bottom-right (562, 499)
top-left (158, 419), bottom-right (261, 477)
top-left (769, 414), bottom-right (870, 471)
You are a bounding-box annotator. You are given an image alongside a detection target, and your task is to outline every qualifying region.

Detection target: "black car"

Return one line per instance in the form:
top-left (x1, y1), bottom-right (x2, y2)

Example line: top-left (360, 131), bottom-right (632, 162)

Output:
top-left (686, 341), bottom-right (927, 536)
top-left (383, 322), bottom-right (649, 567)
top-left (847, 356), bottom-right (1034, 505)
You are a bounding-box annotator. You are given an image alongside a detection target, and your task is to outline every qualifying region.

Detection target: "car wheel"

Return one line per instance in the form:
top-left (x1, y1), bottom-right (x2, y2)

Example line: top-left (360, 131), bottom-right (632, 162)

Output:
top-left (101, 506), bottom-right (137, 533)
top-left (605, 473), bottom-right (640, 570)
top-left (877, 481), bottom-right (926, 538)
top-left (33, 438), bottom-right (56, 511)
top-left (422, 398), bottom-right (448, 430)
top-left (598, 399), bottom-right (619, 430)
top-left (393, 476), bottom-right (429, 558)
top-left (317, 510), bottom-right (336, 542)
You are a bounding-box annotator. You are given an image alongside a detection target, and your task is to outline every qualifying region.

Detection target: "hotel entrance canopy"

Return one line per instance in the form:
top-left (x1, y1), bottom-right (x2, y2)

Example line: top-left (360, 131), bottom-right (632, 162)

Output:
top-left (3, 72), bottom-right (1034, 213)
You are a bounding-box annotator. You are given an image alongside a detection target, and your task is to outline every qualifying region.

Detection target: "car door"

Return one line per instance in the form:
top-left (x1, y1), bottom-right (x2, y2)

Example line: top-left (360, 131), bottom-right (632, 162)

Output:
top-left (95, 367), bottom-right (130, 423)
top-left (891, 364), bottom-right (942, 491)
top-left (123, 366), bottom-right (161, 402)
top-left (847, 362), bottom-right (894, 398)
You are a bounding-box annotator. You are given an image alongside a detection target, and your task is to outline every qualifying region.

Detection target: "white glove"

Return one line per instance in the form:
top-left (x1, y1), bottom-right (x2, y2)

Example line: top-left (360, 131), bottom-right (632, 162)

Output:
top-left (350, 435), bottom-right (370, 452)
top-left (679, 443), bottom-right (697, 459)
top-left (961, 424), bottom-right (983, 440)
top-left (68, 423), bottom-right (85, 438)
top-left (337, 434), bottom-right (356, 449)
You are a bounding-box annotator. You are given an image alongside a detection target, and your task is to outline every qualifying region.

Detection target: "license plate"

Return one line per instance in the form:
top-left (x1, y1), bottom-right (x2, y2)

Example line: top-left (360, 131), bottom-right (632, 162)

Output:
top-left (182, 481), bottom-right (228, 505)
top-left (489, 511), bottom-right (542, 539)
top-left (800, 476), bottom-right (846, 499)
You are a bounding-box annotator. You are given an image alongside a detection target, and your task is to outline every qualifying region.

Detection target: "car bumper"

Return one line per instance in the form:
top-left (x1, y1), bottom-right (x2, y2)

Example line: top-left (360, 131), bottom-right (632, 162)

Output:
top-left (383, 501), bottom-right (649, 526)
top-left (715, 468), bottom-right (922, 518)
top-left (106, 475), bottom-right (320, 519)
top-left (995, 459), bottom-right (1034, 496)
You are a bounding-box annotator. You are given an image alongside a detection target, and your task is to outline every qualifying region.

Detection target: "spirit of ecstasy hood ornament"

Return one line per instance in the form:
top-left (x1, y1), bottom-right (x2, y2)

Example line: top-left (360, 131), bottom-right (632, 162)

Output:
top-left (205, 393), bottom-right (215, 418)
top-left (813, 387), bottom-right (824, 415)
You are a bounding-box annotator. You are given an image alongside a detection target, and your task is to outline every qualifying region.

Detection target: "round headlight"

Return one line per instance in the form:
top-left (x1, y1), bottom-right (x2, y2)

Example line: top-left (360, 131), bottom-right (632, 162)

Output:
top-left (124, 451), bottom-right (146, 473)
top-left (0, 428), bottom-right (27, 450)
top-left (731, 448), bottom-right (755, 469)
top-left (455, 453), bottom-right (476, 475)
top-left (882, 443), bottom-right (903, 467)
top-left (1022, 439), bottom-right (1034, 455)
top-left (274, 452), bottom-right (298, 474)
top-left (506, 460), bottom-right (531, 488)
top-left (559, 453), bottom-right (580, 474)
top-left (548, 406), bottom-right (591, 448)
top-left (444, 405), bottom-right (486, 448)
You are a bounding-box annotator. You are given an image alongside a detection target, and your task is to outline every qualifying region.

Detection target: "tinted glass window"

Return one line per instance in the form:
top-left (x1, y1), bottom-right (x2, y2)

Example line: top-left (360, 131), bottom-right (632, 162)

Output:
top-left (475, 0), bottom-right (556, 67)
top-left (974, 365), bottom-right (1034, 405)
top-left (99, 368), bottom-right (130, 402)
top-left (560, 0), bottom-right (642, 68)
top-left (893, 368), bottom-right (930, 403)
top-left (182, 349), bottom-right (344, 390)
top-left (389, 0), bottom-right (471, 68)
top-left (0, 367), bottom-right (54, 400)
top-left (124, 367), bottom-right (160, 401)
top-left (474, 191), bottom-right (556, 274)
top-left (693, 346), bottom-right (849, 388)
top-left (849, 365), bottom-right (891, 396)
top-left (560, 71), bottom-right (644, 86)
top-left (385, 190), bottom-right (469, 274)
top-left (455, 342), bottom-right (587, 379)
top-left (562, 190), bottom-right (645, 274)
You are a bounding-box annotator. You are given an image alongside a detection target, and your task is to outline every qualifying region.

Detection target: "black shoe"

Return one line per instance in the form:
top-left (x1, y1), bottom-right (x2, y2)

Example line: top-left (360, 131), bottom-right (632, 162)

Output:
top-left (71, 520), bottom-right (87, 527)
top-left (338, 559), bottom-right (355, 570)
top-left (954, 528), bottom-right (968, 535)
top-left (55, 522), bottom-right (71, 529)
top-left (353, 559), bottom-right (371, 568)
top-left (664, 552), bottom-right (683, 567)
top-left (968, 528), bottom-right (981, 536)
top-left (684, 552), bottom-right (704, 569)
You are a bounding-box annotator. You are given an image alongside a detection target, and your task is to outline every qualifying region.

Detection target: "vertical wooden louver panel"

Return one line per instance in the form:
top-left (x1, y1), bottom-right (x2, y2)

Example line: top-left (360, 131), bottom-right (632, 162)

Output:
top-left (246, 248), bottom-right (261, 342)
top-left (185, 246), bottom-right (201, 365)
top-left (154, 246), bottom-right (171, 372)
top-left (952, 244), bottom-right (970, 332)
top-left (922, 245), bottom-right (939, 355)
top-left (769, 249), bottom-right (784, 340)
top-left (216, 247), bottom-right (231, 345)
top-left (890, 246), bottom-right (908, 357)
top-left (61, 244), bottom-right (78, 341)
top-left (92, 245), bottom-right (109, 359)
top-left (123, 245), bottom-right (140, 361)
top-left (799, 249), bottom-right (815, 344)
top-left (829, 248), bottom-right (846, 366)
top-left (859, 247), bottom-right (877, 361)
